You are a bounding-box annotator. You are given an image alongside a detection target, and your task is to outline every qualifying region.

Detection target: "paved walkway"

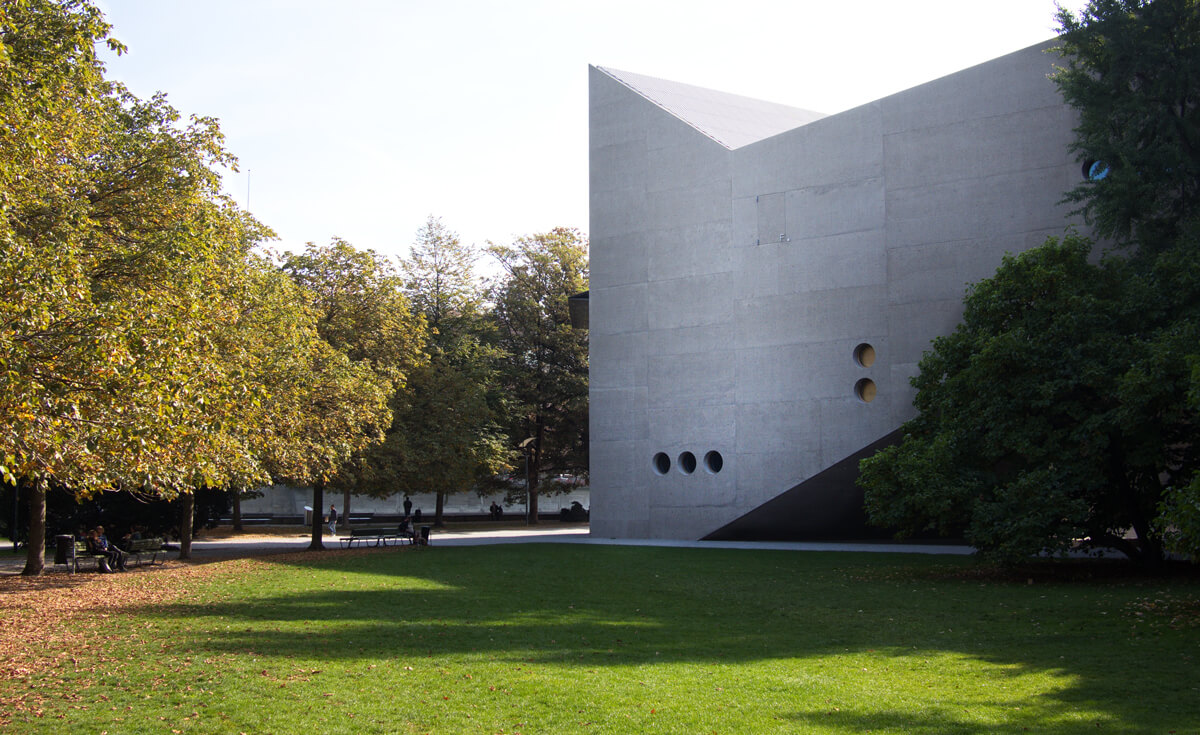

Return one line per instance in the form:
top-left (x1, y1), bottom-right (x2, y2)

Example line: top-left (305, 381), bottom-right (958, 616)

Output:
top-left (1, 527), bottom-right (974, 574)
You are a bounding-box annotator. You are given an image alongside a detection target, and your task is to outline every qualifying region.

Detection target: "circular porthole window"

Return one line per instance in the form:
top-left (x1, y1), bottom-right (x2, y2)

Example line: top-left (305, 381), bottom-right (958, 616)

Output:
top-left (1083, 159), bottom-right (1110, 181)
top-left (652, 452), bottom-right (671, 476)
top-left (855, 378), bottom-right (877, 403)
top-left (678, 451), bottom-right (697, 474)
top-left (853, 343), bottom-right (876, 368)
top-left (704, 450), bottom-right (724, 474)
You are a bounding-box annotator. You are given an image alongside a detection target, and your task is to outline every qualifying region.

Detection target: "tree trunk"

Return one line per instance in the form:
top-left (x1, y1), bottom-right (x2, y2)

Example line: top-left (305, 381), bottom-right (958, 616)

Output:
top-left (527, 453), bottom-right (540, 526)
top-left (1101, 444), bottom-right (1161, 568)
top-left (342, 485), bottom-right (352, 532)
top-left (435, 491), bottom-right (445, 527)
top-left (180, 492), bottom-right (194, 560)
top-left (21, 478), bottom-right (45, 576)
top-left (308, 478), bottom-right (325, 551)
top-left (232, 490), bottom-right (243, 532)
top-left (527, 426), bottom-right (544, 525)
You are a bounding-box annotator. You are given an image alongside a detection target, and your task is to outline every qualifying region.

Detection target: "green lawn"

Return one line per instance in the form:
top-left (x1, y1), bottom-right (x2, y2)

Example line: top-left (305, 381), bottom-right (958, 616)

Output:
top-left (7, 545), bottom-right (1199, 734)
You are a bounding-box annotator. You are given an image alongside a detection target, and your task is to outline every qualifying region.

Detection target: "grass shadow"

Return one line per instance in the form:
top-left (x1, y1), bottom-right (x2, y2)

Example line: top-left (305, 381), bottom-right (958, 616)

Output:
top-left (129, 544), bottom-right (1199, 733)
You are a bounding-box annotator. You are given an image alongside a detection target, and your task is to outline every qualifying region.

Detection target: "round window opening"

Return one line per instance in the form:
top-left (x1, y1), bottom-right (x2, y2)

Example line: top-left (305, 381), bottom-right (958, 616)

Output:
top-left (652, 452), bottom-right (671, 476)
top-left (1083, 159), bottom-right (1110, 181)
top-left (678, 451), bottom-right (697, 474)
top-left (704, 450), bottom-right (724, 474)
top-left (853, 343), bottom-right (876, 368)
top-left (855, 378), bottom-right (877, 403)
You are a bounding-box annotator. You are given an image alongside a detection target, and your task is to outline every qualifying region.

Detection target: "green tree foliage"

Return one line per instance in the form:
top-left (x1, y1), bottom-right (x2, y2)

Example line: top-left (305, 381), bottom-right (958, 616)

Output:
top-left (1054, 0), bottom-right (1200, 252)
top-left (1155, 329), bottom-right (1200, 561)
top-left (281, 238), bottom-right (426, 386)
top-left (489, 228), bottom-right (589, 524)
top-left (859, 235), bottom-right (1200, 564)
top-left (213, 258), bottom-right (392, 497)
top-left (860, 0), bottom-right (1200, 567)
top-left (0, 1), bottom-right (280, 570)
top-left (404, 216), bottom-right (484, 354)
top-left (378, 217), bottom-right (511, 525)
top-left (1, 1), bottom-right (399, 568)
top-left (1055, 0), bottom-right (1200, 562)
top-left (0, 0), bottom-right (121, 571)
top-left (379, 348), bottom-right (511, 525)
top-left (281, 239), bottom-right (425, 547)
top-left (1158, 469), bottom-right (1200, 561)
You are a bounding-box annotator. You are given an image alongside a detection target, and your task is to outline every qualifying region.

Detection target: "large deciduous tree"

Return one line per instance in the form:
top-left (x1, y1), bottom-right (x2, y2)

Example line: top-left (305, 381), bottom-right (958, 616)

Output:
top-left (1054, 0), bottom-right (1200, 561)
top-left (488, 228), bottom-right (588, 524)
top-left (0, 0), bottom-right (120, 574)
top-left (281, 239), bottom-right (425, 548)
top-left (0, 0), bottom-right (285, 572)
top-left (860, 0), bottom-right (1200, 566)
top-left (858, 235), bottom-right (1199, 564)
top-left (1, 1), bottom-right (400, 570)
top-left (282, 238), bottom-right (426, 386)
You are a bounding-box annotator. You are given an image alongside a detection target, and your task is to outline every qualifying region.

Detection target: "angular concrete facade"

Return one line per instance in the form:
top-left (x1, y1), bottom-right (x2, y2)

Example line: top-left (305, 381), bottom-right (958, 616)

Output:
top-left (587, 41), bottom-right (1083, 540)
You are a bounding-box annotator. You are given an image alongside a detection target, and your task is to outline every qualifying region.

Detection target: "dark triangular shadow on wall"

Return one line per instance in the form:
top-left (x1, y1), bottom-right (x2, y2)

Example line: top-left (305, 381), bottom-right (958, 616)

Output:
top-left (704, 429), bottom-right (904, 541)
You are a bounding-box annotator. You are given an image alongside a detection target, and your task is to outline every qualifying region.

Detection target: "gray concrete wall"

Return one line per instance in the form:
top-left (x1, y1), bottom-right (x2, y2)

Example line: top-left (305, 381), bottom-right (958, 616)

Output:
top-left (242, 486), bottom-right (591, 518)
top-left (588, 41), bottom-right (1082, 540)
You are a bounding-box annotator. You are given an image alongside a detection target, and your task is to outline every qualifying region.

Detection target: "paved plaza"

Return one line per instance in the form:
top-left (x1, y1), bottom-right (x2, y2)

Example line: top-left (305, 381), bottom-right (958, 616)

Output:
top-left (0, 525), bottom-right (972, 575)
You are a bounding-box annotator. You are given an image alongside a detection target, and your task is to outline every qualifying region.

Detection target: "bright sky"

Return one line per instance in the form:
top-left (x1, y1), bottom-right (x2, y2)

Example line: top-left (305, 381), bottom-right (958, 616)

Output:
top-left (94, 0), bottom-right (1081, 264)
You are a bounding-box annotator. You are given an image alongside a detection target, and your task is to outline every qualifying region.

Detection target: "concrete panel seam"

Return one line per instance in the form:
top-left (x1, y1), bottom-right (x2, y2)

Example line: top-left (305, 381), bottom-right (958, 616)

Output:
top-left (880, 102), bottom-right (1071, 138)
top-left (883, 162), bottom-right (1077, 195)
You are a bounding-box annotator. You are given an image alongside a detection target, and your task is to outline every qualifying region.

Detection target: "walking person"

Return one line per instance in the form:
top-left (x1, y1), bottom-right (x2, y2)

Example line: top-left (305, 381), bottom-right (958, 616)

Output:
top-left (328, 504), bottom-right (338, 536)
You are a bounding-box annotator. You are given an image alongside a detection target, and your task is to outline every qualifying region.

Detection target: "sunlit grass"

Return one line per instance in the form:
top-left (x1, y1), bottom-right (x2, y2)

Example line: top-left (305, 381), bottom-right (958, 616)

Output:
top-left (8, 545), bottom-right (1199, 734)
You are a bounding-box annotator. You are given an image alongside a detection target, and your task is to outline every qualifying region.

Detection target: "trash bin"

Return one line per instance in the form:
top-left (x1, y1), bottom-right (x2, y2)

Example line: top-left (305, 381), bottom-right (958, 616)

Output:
top-left (303, 506), bottom-right (313, 526)
top-left (420, 526), bottom-right (431, 545)
top-left (53, 535), bottom-right (73, 565)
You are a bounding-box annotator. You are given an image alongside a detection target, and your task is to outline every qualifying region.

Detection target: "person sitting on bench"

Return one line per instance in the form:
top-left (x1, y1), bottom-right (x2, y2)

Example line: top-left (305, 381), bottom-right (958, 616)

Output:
top-left (88, 526), bottom-right (127, 572)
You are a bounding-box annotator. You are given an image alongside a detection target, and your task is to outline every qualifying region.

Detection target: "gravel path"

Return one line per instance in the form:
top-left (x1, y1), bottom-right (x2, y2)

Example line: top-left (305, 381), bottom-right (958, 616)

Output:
top-left (1, 525), bottom-right (973, 575)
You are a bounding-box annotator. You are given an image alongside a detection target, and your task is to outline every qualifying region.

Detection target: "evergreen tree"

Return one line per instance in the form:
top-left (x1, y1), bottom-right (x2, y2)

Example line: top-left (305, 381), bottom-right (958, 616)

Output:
top-left (374, 217), bottom-right (509, 526)
top-left (488, 228), bottom-right (589, 524)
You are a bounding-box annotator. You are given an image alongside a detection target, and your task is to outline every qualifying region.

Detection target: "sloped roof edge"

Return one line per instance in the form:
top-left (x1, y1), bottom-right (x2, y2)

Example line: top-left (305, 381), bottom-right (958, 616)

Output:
top-left (596, 66), bottom-right (827, 150)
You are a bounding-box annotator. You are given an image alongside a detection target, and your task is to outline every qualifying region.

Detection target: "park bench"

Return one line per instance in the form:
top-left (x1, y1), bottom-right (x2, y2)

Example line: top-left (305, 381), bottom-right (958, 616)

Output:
top-left (61, 539), bottom-right (109, 573)
top-left (340, 525), bottom-right (417, 549)
top-left (125, 537), bottom-right (165, 566)
top-left (54, 536), bottom-right (167, 573)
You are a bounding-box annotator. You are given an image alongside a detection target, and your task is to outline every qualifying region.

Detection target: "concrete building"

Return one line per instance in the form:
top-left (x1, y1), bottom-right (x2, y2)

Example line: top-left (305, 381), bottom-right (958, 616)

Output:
top-left (586, 40), bottom-right (1083, 540)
